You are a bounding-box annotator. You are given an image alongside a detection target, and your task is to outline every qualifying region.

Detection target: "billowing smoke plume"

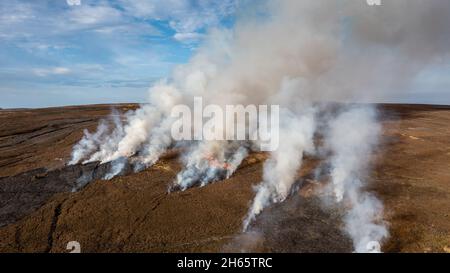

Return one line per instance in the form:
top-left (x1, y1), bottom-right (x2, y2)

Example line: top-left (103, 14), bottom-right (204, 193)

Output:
top-left (243, 108), bottom-right (315, 231)
top-left (324, 106), bottom-right (387, 253)
top-left (173, 141), bottom-right (249, 191)
top-left (69, 109), bottom-right (123, 165)
top-left (69, 0), bottom-right (450, 252)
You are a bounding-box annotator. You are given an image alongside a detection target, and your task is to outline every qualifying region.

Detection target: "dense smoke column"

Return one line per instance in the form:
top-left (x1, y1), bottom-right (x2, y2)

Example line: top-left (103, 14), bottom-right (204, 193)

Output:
top-left (324, 106), bottom-right (388, 252)
top-left (243, 107), bottom-right (316, 231)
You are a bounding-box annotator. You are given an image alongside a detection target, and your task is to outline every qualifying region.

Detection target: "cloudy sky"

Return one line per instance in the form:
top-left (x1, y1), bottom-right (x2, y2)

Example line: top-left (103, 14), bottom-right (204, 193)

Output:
top-left (0, 0), bottom-right (240, 108)
top-left (1, 0), bottom-right (449, 108)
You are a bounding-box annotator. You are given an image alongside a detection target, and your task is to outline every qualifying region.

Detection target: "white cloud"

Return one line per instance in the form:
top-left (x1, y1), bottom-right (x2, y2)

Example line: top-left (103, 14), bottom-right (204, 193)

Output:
top-left (33, 67), bottom-right (71, 77)
top-left (17, 42), bottom-right (70, 53)
top-left (68, 5), bottom-right (122, 26)
top-left (0, 1), bottom-right (237, 44)
top-left (0, 2), bottom-right (34, 25)
top-left (67, 0), bottom-right (82, 6)
top-left (0, 0), bottom-right (240, 107)
top-left (53, 67), bottom-right (71, 74)
top-left (173, 32), bottom-right (204, 42)
top-left (118, 0), bottom-right (188, 19)
top-left (119, 0), bottom-right (239, 43)
top-left (0, 2), bottom-right (125, 41)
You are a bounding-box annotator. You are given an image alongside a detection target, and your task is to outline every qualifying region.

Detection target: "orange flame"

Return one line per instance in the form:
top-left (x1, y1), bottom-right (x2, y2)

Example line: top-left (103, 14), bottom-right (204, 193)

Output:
top-left (204, 154), bottom-right (231, 170)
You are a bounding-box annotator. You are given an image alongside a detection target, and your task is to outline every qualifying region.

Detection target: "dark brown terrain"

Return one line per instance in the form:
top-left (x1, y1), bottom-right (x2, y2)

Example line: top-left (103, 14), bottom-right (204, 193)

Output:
top-left (0, 104), bottom-right (449, 253)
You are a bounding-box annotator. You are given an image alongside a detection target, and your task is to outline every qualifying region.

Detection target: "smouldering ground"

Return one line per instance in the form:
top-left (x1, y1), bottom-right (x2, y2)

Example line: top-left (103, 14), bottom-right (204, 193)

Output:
top-left (0, 104), bottom-right (449, 252)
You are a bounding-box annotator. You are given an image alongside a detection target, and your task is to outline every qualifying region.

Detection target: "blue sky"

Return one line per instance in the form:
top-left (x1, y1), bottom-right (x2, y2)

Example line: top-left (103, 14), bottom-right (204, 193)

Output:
top-left (1, 1), bottom-right (449, 108)
top-left (0, 0), bottom-right (240, 108)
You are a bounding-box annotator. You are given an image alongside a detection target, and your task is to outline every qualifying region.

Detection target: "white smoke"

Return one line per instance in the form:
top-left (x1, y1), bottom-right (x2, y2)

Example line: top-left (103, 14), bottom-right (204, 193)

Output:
top-left (104, 157), bottom-right (127, 180)
top-left (83, 110), bottom-right (125, 164)
top-left (173, 141), bottom-right (248, 191)
top-left (226, 146), bottom-right (249, 179)
top-left (324, 106), bottom-right (388, 253)
top-left (68, 0), bottom-right (450, 252)
top-left (243, 107), bottom-right (316, 231)
top-left (69, 122), bottom-right (108, 166)
top-left (69, 109), bottom-right (123, 165)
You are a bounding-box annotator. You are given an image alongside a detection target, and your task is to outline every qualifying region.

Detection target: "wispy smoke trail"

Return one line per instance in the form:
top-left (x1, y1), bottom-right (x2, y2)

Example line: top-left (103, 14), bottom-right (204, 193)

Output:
top-left (324, 106), bottom-right (388, 252)
top-left (243, 107), bottom-right (316, 231)
top-left (104, 157), bottom-right (128, 180)
top-left (69, 121), bottom-right (108, 166)
top-left (174, 141), bottom-right (228, 191)
top-left (226, 146), bottom-right (249, 179)
top-left (173, 141), bottom-right (248, 191)
top-left (84, 110), bottom-right (125, 164)
top-left (69, 109), bottom-right (123, 165)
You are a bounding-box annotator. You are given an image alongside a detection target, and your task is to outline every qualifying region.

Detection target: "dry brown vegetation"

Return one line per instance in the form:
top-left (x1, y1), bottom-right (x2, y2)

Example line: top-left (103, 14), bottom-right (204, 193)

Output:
top-left (0, 104), bottom-right (449, 253)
